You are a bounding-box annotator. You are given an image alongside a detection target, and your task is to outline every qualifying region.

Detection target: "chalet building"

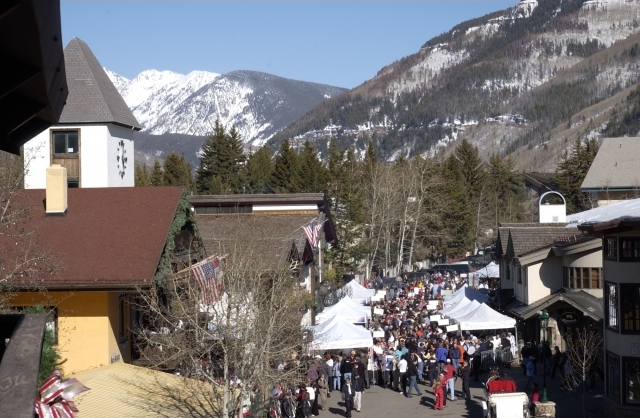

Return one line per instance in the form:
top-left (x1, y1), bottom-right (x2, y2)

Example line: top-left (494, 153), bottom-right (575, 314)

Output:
top-left (578, 215), bottom-right (640, 417)
top-left (24, 38), bottom-right (141, 189)
top-left (189, 193), bottom-right (338, 324)
top-left (495, 222), bottom-right (603, 350)
top-left (582, 137), bottom-right (640, 207)
top-left (4, 167), bottom-right (193, 374)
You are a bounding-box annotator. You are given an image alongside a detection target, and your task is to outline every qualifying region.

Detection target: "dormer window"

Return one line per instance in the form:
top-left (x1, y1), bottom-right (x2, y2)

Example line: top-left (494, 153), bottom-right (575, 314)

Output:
top-left (53, 131), bottom-right (78, 155)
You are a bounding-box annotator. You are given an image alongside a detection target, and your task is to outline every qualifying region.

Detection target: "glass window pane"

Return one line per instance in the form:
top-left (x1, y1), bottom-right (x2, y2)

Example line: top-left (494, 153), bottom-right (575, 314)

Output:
top-left (53, 133), bottom-right (66, 154)
top-left (625, 358), bottom-right (640, 404)
top-left (67, 132), bottom-right (78, 153)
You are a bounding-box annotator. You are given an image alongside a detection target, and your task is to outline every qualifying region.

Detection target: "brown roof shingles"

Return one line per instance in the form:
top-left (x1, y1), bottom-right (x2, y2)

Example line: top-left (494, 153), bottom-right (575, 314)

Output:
top-left (59, 38), bottom-right (141, 130)
top-left (4, 187), bottom-right (183, 288)
top-left (508, 227), bottom-right (581, 257)
top-left (195, 213), bottom-right (316, 271)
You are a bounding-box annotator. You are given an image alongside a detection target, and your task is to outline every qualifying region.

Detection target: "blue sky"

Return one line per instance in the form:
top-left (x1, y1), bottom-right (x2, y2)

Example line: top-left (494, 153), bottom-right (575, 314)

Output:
top-left (61, 1), bottom-right (515, 88)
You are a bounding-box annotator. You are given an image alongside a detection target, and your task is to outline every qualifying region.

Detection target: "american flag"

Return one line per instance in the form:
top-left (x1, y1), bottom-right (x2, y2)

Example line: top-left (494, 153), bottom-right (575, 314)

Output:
top-left (302, 220), bottom-right (325, 249)
top-left (191, 255), bottom-right (223, 305)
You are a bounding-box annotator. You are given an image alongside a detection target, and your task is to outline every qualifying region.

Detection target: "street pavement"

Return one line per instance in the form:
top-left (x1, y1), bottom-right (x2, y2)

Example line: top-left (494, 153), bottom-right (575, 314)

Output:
top-left (320, 363), bottom-right (605, 417)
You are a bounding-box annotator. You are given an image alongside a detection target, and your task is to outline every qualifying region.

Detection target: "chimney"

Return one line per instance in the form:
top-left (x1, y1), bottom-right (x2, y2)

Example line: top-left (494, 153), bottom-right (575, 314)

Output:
top-left (46, 164), bottom-right (68, 215)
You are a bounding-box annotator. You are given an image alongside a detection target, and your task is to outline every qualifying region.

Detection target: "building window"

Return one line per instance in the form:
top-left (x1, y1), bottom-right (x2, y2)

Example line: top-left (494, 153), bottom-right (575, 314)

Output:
top-left (623, 357), bottom-right (640, 404)
top-left (563, 267), bottom-right (603, 289)
top-left (607, 351), bottom-right (621, 402)
top-left (605, 237), bottom-right (617, 260)
top-left (620, 284), bottom-right (640, 334)
top-left (620, 238), bottom-right (640, 261)
top-left (606, 282), bottom-right (619, 331)
top-left (517, 267), bottom-right (522, 284)
top-left (52, 131), bottom-right (79, 155)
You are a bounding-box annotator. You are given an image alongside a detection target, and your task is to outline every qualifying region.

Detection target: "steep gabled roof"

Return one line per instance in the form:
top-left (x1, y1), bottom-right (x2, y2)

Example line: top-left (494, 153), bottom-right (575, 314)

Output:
top-left (3, 187), bottom-right (183, 288)
top-left (497, 223), bottom-right (567, 259)
top-left (581, 137), bottom-right (640, 191)
top-left (58, 38), bottom-right (141, 130)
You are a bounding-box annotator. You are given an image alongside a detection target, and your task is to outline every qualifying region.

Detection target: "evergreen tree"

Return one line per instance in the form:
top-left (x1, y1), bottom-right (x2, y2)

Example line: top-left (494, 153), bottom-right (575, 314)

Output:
top-left (271, 139), bottom-right (301, 193)
top-left (163, 152), bottom-right (194, 192)
top-left (149, 159), bottom-right (164, 186)
top-left (134, 162), bottom-right (150, 186)
top-left (486, 154), bottom-right (525, 228)
top-left (555, 138), bottom-right (599, 214)
top-left (440, 155), bottom-right (474, 253)
top-left (246, 145), bottom-right (274, 193)
top-left (196, 121), bottom-right (246, 194)
top-left (298, 140), bottom-right (327, 193)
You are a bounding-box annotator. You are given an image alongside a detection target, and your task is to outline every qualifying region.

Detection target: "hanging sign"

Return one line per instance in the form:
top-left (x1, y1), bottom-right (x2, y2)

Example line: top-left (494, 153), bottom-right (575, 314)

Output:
top-left (560, 311), bottom-right (578, 324)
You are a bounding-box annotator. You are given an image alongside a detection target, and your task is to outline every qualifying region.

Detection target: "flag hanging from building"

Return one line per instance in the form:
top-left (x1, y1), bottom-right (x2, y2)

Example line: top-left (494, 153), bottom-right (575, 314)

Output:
top-left (303, 220), bottom-right (325, 249)
top-left (191, 255), bottom-right (224, 305)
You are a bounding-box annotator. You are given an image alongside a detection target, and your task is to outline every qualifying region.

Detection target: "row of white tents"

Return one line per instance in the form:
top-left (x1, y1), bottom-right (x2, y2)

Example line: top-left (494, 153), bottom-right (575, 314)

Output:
top-left (438, 285), bottom-right (517, 338)
top-left (311, 280), bottom-right (376, 350)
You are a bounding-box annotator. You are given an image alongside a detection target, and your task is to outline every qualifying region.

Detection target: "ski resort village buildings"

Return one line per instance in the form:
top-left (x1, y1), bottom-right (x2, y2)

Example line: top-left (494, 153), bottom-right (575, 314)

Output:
top-left (24, 38), bottom-right (141, 189)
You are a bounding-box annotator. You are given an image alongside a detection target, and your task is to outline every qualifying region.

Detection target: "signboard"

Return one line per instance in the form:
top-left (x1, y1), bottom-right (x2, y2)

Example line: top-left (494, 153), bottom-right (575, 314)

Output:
top-left (439, 318), bottom-right (450, 326)
top-left (446, 324), bottom-right (459, 333)
top-left (441, 289), bottom-right (453, 296)
top-left (560, 312), bottom-right (578, 324)
top-left (373, 308), bottom-right (384, 316)
top-left (429, 315), bottom-right (442, 322)
top-left (377, 290), bottom-right (386, 296)
top-left (373, 330), bottom-right (385, 338)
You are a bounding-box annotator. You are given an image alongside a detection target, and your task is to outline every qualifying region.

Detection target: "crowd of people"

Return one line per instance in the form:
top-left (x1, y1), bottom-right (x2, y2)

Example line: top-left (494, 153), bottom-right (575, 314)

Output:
top-left (270, 272), bottom-right (523, 417)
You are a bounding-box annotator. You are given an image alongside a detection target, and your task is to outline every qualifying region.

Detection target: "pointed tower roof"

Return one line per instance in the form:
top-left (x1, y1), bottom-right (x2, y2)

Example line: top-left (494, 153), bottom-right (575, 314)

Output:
top-left (59, 38), bottom-right (141, 130)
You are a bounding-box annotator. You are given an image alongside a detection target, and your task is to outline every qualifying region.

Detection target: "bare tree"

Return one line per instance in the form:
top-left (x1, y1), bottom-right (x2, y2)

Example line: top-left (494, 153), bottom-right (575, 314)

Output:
top-left (0, 148), bottom-right (59, 307)
top-left (561, 327), bottom-right (603, 418)
top-left (134, 245), bottom-right (309, 418)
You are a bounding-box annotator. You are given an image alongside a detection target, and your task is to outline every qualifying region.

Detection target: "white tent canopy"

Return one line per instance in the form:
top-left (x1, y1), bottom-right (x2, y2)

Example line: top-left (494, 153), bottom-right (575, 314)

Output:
top-left (452, 303), bottom-right (516, 331)
top-left (450, 299), bottom-right (481, 318)
top-left (316, 296), bottom-right (370, 324)
top-left (439, 297), bottom-right (471, 315)
top-left (443, 299), bottom-right (481, 319)
top-left (443, 285), bottom-right (490, 306)
top-left (474, 262), bottom-right (499, 278)
top-left (338, 279), bottom-right (375, 303)
top-left (311, 315), bottom-right (373, 350)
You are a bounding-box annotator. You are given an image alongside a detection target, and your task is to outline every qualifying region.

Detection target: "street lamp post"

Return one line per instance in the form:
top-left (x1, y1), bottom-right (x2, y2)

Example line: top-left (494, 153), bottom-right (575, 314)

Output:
top-left (538, 309), bottom-right (550, 403)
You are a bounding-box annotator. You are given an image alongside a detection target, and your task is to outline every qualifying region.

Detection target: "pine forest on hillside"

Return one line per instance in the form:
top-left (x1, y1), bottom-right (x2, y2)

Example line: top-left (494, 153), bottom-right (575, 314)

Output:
top-left (135, 124), bottom-right (535, 278)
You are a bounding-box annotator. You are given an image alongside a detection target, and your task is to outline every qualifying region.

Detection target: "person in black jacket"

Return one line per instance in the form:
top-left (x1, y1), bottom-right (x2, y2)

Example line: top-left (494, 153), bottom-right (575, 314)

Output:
top-left (406, 351), bottom-right (423, 397)
top-left (458, 360), bottom-right (472, 401)
top-left (341, 378), bottom-right (355, 418)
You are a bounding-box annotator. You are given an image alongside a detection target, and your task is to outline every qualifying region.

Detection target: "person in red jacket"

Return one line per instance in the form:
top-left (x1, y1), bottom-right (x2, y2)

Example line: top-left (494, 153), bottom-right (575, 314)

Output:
top-left (433, 380), bottom-right (445, 410)
top-left (443, 359), bottom-right (457, 401)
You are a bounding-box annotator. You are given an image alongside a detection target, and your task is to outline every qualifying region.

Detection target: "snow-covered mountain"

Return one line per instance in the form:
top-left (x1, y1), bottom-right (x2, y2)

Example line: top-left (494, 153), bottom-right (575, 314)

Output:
top-left (105, 68), bottom-right (347, 147)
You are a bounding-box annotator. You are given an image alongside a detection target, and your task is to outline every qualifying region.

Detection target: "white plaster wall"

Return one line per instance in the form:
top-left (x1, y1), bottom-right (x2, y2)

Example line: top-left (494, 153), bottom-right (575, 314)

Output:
top-left (106, 125), bottom-right (134, 187)
top-left (23, 128), bottom-right (51, 189)
top-left (539, 205), bottom-right (567, 223)
top-left (525, 257), bottom-right (563, 304)
top-left (564, 250), bottom-right (602, 268)
top-left (77, 125), bottom-right (109, 188)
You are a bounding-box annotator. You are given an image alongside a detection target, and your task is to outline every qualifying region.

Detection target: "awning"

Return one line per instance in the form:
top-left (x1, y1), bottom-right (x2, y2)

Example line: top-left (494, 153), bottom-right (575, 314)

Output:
top-left (505, 290), bottom-right (603, 321)
top-left (70, 362), bottom-right (215, 417)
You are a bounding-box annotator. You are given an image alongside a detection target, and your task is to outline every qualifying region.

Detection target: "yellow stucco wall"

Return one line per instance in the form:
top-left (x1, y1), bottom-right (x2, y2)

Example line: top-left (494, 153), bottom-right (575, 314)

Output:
top-left (8, 291), bottom-right (128, 375)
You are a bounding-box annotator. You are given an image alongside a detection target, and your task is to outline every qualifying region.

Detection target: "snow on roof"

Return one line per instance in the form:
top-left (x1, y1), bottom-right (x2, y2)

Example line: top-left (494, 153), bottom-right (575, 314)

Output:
top-left (566, 197), bottom-right (640, 227)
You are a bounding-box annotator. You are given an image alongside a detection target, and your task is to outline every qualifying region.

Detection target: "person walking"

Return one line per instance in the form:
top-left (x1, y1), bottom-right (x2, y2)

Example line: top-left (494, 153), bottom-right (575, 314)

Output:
top-left (525, 356), bottom-right (536, 390)
top-left (341, 378), bottom-right (355, 418)
top-left (542, 341), bottom-right (552, 375)
top-left (398, 354), bottom-right (408, 394)
top-left (352, 361), bottom-right (365, 412)
top-left (317, 374), bottom-right (328, 411)
top-left (458, 360), bottom-right (471, 402)
top-left (435, 342), bottom-right (448, 374)
top-left (550, 346), bottom-right (562, 379)
top-left (444, 359), bottom-right (457, 401)
top-left (332, 356), bottom-right (342, 391)
top-left (449, 341), bottom-right (462, 371)
top-left (433, 380), bottom-right (445, 410)
top-left (406, 351), bottom-right (423, 398)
